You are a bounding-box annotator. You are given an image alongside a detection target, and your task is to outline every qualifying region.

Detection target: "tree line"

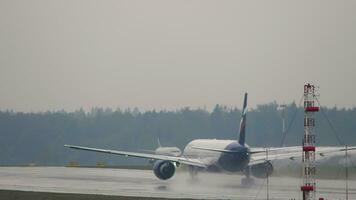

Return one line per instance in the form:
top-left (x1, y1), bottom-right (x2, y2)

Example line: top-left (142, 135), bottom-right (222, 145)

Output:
top-left (0, 102), bottom-right (355, 166)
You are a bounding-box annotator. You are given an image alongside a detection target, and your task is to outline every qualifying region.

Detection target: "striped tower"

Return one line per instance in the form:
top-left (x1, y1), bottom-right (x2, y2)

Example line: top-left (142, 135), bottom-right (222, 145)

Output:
top-left (301, 83), bottom-right (319, 200)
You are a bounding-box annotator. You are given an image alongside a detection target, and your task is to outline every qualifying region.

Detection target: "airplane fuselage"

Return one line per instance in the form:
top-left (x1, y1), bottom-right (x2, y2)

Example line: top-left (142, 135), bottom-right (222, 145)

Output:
top-left (183, 139), bottom-right (250, 172)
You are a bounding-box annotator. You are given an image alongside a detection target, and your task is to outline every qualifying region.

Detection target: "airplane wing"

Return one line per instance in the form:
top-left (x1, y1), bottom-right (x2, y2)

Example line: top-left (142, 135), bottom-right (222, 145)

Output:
top-left (64, 144), bottom-right (206, 168)
top-left (138, 149), bottom-right (156, 154)
top-left (249, 146), bottom-right (356, 165)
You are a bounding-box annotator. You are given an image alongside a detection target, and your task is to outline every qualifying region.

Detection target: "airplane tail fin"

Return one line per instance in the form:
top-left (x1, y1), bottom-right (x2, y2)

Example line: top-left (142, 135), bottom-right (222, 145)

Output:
top-left (238, 93), bottom-right (248, 145)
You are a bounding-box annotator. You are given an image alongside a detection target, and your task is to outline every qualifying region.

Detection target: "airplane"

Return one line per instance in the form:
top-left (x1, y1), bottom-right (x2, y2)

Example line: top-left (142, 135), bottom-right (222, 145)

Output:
top-left (65, 93), bottom-right (356, 185)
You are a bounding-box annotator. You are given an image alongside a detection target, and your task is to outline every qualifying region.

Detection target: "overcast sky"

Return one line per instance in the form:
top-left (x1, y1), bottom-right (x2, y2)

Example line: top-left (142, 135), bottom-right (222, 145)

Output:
top-left (0, 0), bottom-right (355, 112)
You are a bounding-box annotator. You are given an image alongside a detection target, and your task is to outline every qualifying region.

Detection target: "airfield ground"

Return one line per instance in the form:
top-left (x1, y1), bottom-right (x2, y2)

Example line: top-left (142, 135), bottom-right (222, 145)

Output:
top-left (0, 167), bottom-right (354, 199)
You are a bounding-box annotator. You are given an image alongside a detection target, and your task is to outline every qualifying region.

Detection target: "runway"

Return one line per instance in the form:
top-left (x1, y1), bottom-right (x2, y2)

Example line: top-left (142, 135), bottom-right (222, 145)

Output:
top-left (0, 167), bottom-right (354, 199)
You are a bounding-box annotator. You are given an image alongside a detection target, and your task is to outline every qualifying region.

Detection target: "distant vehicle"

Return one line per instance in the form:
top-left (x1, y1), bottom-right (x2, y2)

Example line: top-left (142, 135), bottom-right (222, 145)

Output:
top-left (65, 93), bottom-right (356, 185)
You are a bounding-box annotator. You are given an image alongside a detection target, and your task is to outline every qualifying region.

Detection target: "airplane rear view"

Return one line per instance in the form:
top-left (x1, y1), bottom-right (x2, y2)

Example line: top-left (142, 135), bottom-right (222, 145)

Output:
top-left (65, 93), bottom-right (356, 185)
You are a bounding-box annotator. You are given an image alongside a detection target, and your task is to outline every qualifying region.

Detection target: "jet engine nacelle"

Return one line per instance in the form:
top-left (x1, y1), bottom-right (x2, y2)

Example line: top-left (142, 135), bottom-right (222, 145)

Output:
top-left (250, 161), bottom-right (273, 178)
top-left (153, 160), bottom-right (175, 180)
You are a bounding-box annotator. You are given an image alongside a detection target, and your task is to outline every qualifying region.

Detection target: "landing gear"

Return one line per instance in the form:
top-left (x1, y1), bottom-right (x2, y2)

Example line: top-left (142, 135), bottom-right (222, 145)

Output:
top-left (241, 166), bottom-right (255, 187)
top-left (241, 177), bottom-right (255, 187)
top-left (188, 166), bottom-right (199, 181)
top-left (189, 166), bottom-right (198, 177)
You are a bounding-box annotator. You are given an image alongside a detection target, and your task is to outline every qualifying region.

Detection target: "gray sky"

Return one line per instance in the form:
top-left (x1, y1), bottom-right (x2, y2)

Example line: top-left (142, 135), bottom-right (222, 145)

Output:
top-left (1, 0), bottom-right (355, 112)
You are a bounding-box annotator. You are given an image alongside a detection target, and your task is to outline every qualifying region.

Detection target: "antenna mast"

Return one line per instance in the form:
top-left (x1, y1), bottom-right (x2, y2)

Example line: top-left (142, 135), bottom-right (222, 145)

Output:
top-left (301, 83), bottom-right (319, 200)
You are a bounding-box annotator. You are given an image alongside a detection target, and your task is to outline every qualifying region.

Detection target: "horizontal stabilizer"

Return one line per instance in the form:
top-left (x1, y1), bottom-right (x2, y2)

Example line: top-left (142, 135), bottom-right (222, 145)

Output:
top-left (249, 146), bottom-right (356, 166)
top-left (191, 146), bottom-right (240, 153)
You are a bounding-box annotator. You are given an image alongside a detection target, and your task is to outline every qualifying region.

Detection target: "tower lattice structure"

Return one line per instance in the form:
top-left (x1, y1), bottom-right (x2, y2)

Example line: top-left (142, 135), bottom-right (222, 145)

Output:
top-left (301, 83), bottom-right (319, 200)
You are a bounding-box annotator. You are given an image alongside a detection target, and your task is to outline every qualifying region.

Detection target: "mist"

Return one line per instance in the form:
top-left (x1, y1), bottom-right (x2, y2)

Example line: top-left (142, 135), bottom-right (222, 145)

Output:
top-left (1, 1), bottom-right (356, 112)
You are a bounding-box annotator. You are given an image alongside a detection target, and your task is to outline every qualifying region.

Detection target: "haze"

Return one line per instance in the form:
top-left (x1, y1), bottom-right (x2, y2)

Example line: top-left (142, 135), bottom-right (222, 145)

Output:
top-left (1, 0), bottom-right (355, 112)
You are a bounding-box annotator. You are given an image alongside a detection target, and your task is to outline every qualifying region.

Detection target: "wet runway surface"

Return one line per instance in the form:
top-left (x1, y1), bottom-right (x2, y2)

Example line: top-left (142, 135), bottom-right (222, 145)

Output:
top-left (0, 167), bottom-right (354, 199)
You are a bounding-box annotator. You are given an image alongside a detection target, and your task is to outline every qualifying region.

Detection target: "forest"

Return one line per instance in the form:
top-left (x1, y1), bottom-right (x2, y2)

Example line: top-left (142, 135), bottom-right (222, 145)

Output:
top-left (0, 102), bottom-right (355, 166)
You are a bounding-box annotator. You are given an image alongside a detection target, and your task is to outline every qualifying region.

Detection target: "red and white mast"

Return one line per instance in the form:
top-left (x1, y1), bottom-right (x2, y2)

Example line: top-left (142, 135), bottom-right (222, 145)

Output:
top-left (301, 83), bottom-right (319, 200)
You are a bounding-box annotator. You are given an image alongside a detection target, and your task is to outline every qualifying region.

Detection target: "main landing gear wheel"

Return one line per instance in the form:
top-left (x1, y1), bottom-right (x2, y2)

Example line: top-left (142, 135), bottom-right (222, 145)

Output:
top-left (242, 166), bottom-right (255, 187)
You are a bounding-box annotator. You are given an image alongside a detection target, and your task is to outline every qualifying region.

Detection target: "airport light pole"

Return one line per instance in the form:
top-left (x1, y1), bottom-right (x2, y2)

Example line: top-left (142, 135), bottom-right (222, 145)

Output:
top-left (279, 104), bottom-right (286, 135)
top-left (279, 104), bottom-right (287, 147)
top-left (346, 145), bottom-right (349, 200)
top-left (266, 148), bottom-right (269, 200)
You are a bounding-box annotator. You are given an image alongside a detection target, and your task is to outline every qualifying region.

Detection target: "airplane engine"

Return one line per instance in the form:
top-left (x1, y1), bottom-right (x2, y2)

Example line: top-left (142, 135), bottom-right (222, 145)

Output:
top-left (153, 160), bottom-right (175, 180)
top-left (250, 161), bottom-right (273, 178)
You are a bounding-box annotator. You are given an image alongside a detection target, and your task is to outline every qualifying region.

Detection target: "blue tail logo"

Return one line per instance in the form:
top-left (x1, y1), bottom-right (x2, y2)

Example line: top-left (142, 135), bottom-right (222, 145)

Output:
top-left (238, 93), bottom-right (248, 145)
